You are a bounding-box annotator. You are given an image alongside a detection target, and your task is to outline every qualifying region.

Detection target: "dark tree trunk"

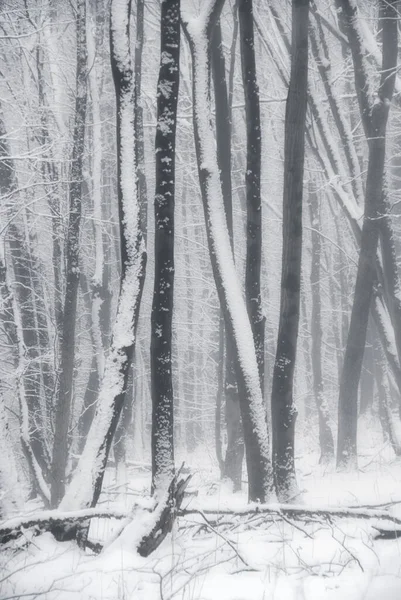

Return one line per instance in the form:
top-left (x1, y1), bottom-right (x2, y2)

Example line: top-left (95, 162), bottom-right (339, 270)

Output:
top-left (78, 356), bottom-right (99, 452)
top-left (134, 0), bottom-right (148, 241)
top-left (308, 182), bottom-right (334, 463)
top-left (336, 0), bottom-right (397, 470)
top-left (113, 364), bottom-right (134, 467)
top-left (183, 1), bottom-right (274, 503)
top-left (271, 0), bottom-right (309, 502)
top-left (51, 0), bottom-right (88, 506)
top-left (260, 2), bottom-right (401, 406)
top-left (151, 0), bottom-right (180, 492)
top-left (211, 17), bottom-right (244, 490)
top-left (239, 0), bottom-right (265, 389)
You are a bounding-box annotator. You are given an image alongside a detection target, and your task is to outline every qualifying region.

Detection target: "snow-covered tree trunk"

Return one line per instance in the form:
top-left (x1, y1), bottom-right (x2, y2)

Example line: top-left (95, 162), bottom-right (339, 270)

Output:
top-left (51, 0), bottom-right (88, 506)
top-left (336, 0), bottom-right (398, 470)
top-left (271, 0), bottom-right (309, 502)
top-left (88, 5), bottom-right (106, 382)
top-left (151, 0), bottom-right (181, 493)
top-left (134, 0), bottom-right (148, 240)
top-left (182, 0), bottom-right (273, 503)
top-left (211, 17), bottom-right (244, 491)
top-left (239, 0), bottom-right (265, 389)
top-left (60, 0), bottom-right (146, 512)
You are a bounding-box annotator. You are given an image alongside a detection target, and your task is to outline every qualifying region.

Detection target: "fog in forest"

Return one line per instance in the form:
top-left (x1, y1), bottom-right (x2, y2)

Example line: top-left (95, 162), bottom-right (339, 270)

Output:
top-left (1, 1), bottom-right (401, 598)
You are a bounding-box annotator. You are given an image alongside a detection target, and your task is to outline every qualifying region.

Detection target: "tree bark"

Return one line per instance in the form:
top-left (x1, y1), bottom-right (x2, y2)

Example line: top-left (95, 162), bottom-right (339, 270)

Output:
top-left (151, 0), bottom-right (180, 493)
top-left (271, 0), bottom-right (309, 502)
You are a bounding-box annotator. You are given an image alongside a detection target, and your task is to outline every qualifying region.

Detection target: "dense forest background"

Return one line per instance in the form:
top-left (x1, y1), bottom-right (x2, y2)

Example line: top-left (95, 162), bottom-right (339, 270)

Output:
top-left (2, 0), bottom-right (401, 598)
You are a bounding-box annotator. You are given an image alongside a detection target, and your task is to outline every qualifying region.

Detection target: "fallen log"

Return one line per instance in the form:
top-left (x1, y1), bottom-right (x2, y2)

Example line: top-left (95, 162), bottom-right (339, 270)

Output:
top-left (0, 507), bottom-right (136, 545)
top-left (3, 497), bottom-right (401, 551)
top-left (181, 502), bottom-right (401, 528)
top-left (0, 468), bottom-right (191, 554)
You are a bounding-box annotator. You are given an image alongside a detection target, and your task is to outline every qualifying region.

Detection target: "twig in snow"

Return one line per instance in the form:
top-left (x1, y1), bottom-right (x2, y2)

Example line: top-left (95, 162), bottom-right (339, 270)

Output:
top-left (195, 510), bottom-right (255, 570)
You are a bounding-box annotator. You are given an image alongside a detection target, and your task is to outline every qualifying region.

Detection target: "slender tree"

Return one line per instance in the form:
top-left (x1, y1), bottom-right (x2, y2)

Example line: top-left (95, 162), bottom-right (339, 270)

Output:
top-left (60, 0), bottom-right (146, 512)
top-left (336, 0), bottom-right (398, 469)
top-left (257, 7), bottom-right (401, 405)
top-left (182, 0), bottom-right (273, 503)
top-left (211, 17), bottom-right (244, 490)
top-left (151, 0), bottom-right (181, 493)
top-left (239, 0), bottom-right (265, 388)
top-left (271, 0), bottom-right (309, 501)
top-left (134, 0), bottom-right (148, 240)
top-left (51, 0), bottom-right (88, 506)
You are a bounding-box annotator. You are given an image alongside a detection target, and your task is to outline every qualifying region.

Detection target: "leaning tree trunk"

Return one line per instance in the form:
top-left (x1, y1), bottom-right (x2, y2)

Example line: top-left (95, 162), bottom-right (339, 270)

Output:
top-left (239, 0), bottom-right (265, 389)
top-left (336, 0), bottom-right (398, 469)
top-left (271, 0), bottom-right (309, 502)
top-left (211, 17), bottom-right (244, 491)
top-left (134, 0), bottom-right (148, 240)
top-left (51, 0), bottom-right (88, 507)
top-left (59, 0), bottom-right (146, 512)
top-left (151, 0), bottom-right (180, 494)
top-left (182, 0), bottom-right (273, 503)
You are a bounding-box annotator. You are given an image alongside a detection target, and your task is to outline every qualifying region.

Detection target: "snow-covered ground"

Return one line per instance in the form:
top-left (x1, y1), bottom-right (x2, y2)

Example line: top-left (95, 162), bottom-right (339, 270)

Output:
top-left (2, 422), bottom-right (401, 600)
